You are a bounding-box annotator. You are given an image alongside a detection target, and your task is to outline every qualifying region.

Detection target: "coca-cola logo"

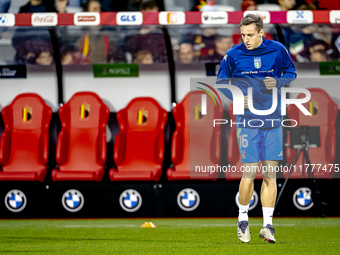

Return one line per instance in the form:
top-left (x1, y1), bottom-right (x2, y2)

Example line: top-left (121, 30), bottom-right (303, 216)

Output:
top-left (34, 15), bottom-right (55, 23)
top-left (77, 16), bottom-right (96, 22)
top-left (32, 13), bottom-right (57, 26)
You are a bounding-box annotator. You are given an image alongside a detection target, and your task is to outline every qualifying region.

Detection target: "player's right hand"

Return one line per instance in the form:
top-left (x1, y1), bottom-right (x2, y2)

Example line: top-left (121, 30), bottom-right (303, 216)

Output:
top-left (264, 77), bottom-right (276, 89)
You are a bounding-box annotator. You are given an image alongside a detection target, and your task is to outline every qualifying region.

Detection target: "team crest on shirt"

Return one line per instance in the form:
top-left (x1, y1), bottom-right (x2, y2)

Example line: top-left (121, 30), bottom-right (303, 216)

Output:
top-left (241, 150), bottom-right (246, 159)
top-left (254, 57), bottom-right (261, 69)
top-left (224, 54), bottom-right (227, 61)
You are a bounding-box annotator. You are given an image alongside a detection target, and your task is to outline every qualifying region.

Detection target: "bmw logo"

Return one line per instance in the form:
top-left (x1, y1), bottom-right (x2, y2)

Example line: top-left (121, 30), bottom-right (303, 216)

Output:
top-left (235, 191), bottom-right (258, 211)
top-left (119, 189), bottom-right (142, 212)
top-left (0, 15), bottom-right (8, 25)
top-left (5, 190), bottom-right (27, 213)
top-left (62, 189), bottom-right (84, 212)
top-left (177, 188), bottom-right (200, 212)
top-left (293, 187), bottom-right (313, 210)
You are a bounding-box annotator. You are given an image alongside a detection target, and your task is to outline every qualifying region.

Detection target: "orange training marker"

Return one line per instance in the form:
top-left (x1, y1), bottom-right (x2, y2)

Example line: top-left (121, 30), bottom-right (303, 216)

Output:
top-left (140, 222), bottom-right (157, 228)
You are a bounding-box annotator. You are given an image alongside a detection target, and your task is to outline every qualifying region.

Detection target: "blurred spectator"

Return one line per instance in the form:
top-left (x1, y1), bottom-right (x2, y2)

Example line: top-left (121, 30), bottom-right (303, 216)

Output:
top-left (73, 0), bottom-right (109, 64)
top-left (126, 0), bottom-right (143, 11)
top-left (203, 27), bottom-right (217, 38)
top-left (75, 32), bottom-right (110, 64)
top-left (139, 0), bottom-right (159, 34)
top-left (179, 43), bottom-right (195, 64)
top-left (186, 26), bottom-right (217, 62)
top-left (285, 24), bottom-right (334, 62)
top-left (308, 40), bottom-right (331, 62)
top-left (55, 0), bottom-right (69, 13)
top-left (15, 36), bottom-right (54, 65)
top-left (125, 0), bottom-right (163, 11)
top-left (19, 0), bottom-right (57, 13)
top-left (125, 33), bottom-right (167, 63)
top-left (215, 35), bottom-right (233, 56)
top-left (134, 50), bottom-right (153, 64)
top-left (295, 0), bottom-right (317, 10)
top-left (241, 0), bottom-right (257, 11)
top-left (107, 41), bottom-right (126, 63)
top-left (283, 25), bottom-right (311, 61)
top-left (277, 0), bottom-right (295, 11)
top-left (0, 0), bottom-right (10, 13)
top-left (124, 0), bottom-right (165, 64)
top-left (100, 0), bottom-right (127, 11)
top-left (98, 0), bottom-right (163, 12)
top-left (83, 0), bottom-right (101, 12)
top-left (302, 24), bottom-right (332, 44)
top-left (140, 0), bottom-right (158, 11)
top-left (210, 35), bottom-right (234, 62)
top-left (35, 51), bottom-right (54, 65)
top-left (60, 34), bottom-right (121, 65)
top-left (59, 43), bottom-right (78, 65)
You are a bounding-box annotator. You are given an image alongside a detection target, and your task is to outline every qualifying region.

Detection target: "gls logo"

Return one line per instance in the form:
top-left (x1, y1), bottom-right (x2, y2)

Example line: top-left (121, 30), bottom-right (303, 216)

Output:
top-left (117, 12), bottom-right (143, 25)
top-left (121, 15), bottom-right (136, 22)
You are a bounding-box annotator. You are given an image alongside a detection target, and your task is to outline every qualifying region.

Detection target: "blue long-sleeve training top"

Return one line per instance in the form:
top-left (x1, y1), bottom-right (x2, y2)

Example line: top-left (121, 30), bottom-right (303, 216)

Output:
top-left (216, 38), bottom-right (297, 128)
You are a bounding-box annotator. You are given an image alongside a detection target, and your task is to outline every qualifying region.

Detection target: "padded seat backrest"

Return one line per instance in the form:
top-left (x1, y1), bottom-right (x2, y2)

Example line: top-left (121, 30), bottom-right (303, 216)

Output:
top-left (167, 91), bottom-right (223, 180)
top-left (0, 93), bottom-right (51, 181)
top-left (115, 97), bottom-right (167, 169)
top-left (57, 92), bottom-right (109, 171)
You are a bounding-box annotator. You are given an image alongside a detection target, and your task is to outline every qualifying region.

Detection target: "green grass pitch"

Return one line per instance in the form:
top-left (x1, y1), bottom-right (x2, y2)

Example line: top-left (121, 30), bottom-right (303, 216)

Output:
top-left (0, 218), bottom-right (339, 254)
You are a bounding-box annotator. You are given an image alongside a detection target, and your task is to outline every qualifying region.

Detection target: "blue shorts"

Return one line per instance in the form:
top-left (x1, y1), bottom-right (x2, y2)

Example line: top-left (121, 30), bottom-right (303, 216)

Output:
top-left (237, 127), bottom-right (283, 164)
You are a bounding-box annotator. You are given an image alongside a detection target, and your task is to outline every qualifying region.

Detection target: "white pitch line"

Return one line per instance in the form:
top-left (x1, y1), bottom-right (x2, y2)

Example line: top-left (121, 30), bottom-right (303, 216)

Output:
top-left (54, 225), bottom-right (138, 228)
top-left (50, 223), bottom-right (295, 228)
top-left (159, 224), bottom-right (295, 227)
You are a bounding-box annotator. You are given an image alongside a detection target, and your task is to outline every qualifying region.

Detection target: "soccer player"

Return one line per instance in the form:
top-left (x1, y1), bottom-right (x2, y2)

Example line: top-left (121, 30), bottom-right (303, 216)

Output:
top-left (216, 14), bottom-right (297, 243)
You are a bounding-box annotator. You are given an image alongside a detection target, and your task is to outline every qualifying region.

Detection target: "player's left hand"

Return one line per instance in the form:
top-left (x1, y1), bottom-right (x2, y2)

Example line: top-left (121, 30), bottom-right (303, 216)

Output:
top-left (263, 77), bottom-right (276, 90)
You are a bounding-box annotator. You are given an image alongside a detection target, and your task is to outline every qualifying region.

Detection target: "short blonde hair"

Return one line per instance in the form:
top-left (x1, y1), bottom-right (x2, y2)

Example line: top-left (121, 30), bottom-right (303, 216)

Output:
top-left (240, 14), bottom-right (263, 33)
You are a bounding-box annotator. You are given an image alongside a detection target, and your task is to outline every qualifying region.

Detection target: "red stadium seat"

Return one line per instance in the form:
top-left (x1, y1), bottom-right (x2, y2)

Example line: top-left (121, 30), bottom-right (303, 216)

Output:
top-left (0, 94), bottom-right (52, 182)
top-left (285, 88), bottom-right (338, 179)
top-left (109, 97), bottom-right (167, 181)
top-left (226, 103), bottom-right (263, 180)
top-left (166, 91), bottom-right (223, 180)
top-left (51, 92), bottom-right (109, 182)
